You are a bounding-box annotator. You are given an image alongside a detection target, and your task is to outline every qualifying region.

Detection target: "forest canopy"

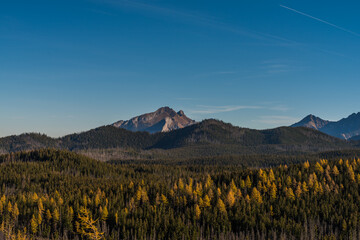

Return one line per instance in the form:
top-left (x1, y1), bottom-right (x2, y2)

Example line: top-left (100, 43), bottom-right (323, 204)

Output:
top-left (0, 149), bottom-right (359, 239)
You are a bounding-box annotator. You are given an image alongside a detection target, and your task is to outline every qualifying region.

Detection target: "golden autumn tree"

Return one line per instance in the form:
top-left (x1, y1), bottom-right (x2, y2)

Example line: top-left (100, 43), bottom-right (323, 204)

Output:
top-left (195, 204), bottom-right (201, 220)
top-left (315, 162), bottom-right (324, 173)
top-left (269, 169), bottom-right (275, 182)
top-left (229, 179), bottom-right (237, 193)
top-left (12, 203), bottom-right (19, 220)
top-left (302, 181), bottom-right (309, 193)
top-left (226, 190), bottom-right (235, 207)
top-left (286, 176), bottom-right (292, 186)
top-left (205, 174), bottom-right (213, 189)
top-left (270, 182), bottom-right (277, 200)
top-left (94, 189), bottom-right (101, 207)
top-left (100, 206), bottom-right (108, 221)
top-left (303, 161), bottom-right (310, 169)
top-left (161, 194), bottom-right (168, 205)
top-left (245, 176), bottom-right (252, 188)
top-left (77, 207), bottom-right (104, 240)
top-left (251, 187), bottom-right (262, 204)
top-left (286, 188), bottom-right (295, 201)
top-left (235, 189), bottom-right (242, 199)
top-left (46, 209), bottom-right (52, 222)
top-left (333, 166), bottom-right (339, 176)
top-left (295, 183), bottom-right (302, 198)
top-left (30, 214), bottom-right (38, 234)
top-left (203, 195), bottom-right (211, 208)
top-left (135, 186), bottom-right (142, 202)
top-left (217, 198), bottom-right (227, 215)
top-left (53, 208), bottom-right (60, 224)
top-left (178, 178), bottom-right (184, 190)
top-left (348, 165), bottom-right (355, 182)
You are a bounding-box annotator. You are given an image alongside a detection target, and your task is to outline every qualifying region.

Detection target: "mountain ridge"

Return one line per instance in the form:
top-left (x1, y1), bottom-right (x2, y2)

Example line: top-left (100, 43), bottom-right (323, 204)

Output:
top-left (0, 119), bottom-right (352, 158)
top-left (292, 112), bottom-right (360, 139)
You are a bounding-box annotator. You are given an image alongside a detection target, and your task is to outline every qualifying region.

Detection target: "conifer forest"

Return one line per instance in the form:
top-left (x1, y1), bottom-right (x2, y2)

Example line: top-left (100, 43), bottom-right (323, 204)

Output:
top-left (0, 149), bottom-right (360, 239)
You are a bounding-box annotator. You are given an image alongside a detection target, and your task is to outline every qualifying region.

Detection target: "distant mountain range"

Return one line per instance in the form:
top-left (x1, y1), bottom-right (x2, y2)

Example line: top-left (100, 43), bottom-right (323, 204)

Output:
top-left (0, 119), bottom-right (352, 157)
top-left (2, 107), bottom-right (360, 160)
top-left (112, 107), bottom-right (195, 133)
top-left (291, 112), bottom-right (360, 140)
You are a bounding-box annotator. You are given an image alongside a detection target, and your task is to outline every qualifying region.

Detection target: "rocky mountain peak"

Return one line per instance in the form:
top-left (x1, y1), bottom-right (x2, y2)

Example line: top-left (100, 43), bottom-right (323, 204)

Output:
top-left (177, 110), bottom-right (185, 116)
top-left (112, 107), bottom-right (195, 133)
top-left (291, 112), bottom-right (360, 140)
top-left (291, 114), bottom-right (330, 130)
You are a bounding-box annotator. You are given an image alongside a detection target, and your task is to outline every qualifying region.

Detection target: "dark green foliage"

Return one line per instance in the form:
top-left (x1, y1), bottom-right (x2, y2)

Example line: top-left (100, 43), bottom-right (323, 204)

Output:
top-left (1, 149), bottom-right (360, 239)
top-left (0, 120), bottom-right (354, 160)
top-left (0, 133), bottom-right (59, 153)
top-left (60, 126), bottom-right (161, 150)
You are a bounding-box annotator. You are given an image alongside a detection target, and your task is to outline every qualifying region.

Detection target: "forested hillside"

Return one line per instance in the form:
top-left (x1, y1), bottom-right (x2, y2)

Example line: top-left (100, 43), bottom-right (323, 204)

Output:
top-left (0, 120), bottom-right (354, 161)
top-left (1, 149), bottom-right (360, 239)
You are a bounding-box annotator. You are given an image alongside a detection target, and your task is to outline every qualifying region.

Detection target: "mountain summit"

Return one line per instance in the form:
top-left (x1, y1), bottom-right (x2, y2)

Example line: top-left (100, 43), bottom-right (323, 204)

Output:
top-left (292, 112), bottom-right (360, 140)
top-left (291, 114), bottom-right (330, 130)
top-left (112, 107), bottom-right (195, 133)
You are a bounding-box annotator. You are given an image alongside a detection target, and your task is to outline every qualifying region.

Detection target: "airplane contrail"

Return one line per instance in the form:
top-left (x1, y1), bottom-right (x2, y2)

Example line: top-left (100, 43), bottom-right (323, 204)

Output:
top-left (280, 5), bottom-right (360, 37)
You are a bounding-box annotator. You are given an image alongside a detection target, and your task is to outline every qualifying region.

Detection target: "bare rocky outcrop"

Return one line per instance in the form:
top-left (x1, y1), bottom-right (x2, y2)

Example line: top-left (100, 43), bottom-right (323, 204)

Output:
top-left (112, 107), bottom-right (195, 133)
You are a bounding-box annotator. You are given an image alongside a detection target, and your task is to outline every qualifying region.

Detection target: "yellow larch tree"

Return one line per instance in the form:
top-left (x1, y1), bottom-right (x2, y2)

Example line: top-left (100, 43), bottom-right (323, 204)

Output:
top-left (240, 180), bottom-right (245, 189)
top-left (203, 195), bottom-right (211, 208)
top-left (270, 183), bottom-right (277, 200)
top-left (12, 203), bottom-right (19, 219)
top-left (53, 208), bottom-right (60, 224)
top-left (161, 194), bottom-right (168, 205)
top-left (46, 209), bottom-right (52, 222)
top-left (229, 179), bottom-right (237, 193)
top-left (251, 187), bottom-right (262, 204)
top-left (348, 165), bottom-right (355, 182)
top-left (235, 189), bottom-right (242, 199)
top-left (303, 161), bottom-right (310, 169)
top-left (7, 202), bottom-right (12, 214)
top-left (333, 166), bottom-right (339, 176)
top-left (302, 181), bottom-right (309, 193)
top-left (141, 188), bottom-right (149, 203)
top-left (77, 207), bottom-right (104, 240)
top-left (30, 214), bottom-right (38, 234)
top-left (295, 184), bottom-right (302, 198)
top-left (286, 176), bottom-right (292, 187)
top-left (315, 162), bottom-right (324, 173)
top-left (205, 174), bottom-right (213, 189)
top-left (269, 169), bottom-right (275, 182)
top-left (178, 178), bottom-right (184, 190)
top-left (100, 206), bottom-right (108, 221)
top-left (226, 190), bottom-right (235, 207)
top-left (245, 176), bottom-right (252, 188)
top-left (135, 186), bottom-right (142, 202)
top-left (195, 204), bottom-right (201, 220)
top-left (286, 187), bottom-right (295, 201)
top-left (217, 198), bottom-right (227, 215)
top-left (38, 199), bottom-right (44, 214)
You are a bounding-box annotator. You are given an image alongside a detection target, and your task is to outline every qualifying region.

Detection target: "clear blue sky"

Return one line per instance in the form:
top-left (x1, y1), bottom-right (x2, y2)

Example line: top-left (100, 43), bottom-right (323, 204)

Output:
top-left (1, 0), bottom-right (360, 137)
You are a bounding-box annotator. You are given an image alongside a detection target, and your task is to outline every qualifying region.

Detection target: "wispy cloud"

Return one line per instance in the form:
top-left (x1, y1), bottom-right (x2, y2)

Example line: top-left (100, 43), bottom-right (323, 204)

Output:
top-left (259, 59), bottom-right (306, 75)
top-left (262, 64), bottom-right (289, 74)
top-left (253, 115), bottom-right (299, 125)
top-left (189, 103), bottom-right (290, 115)
top-left (280, 5), bottom-right (360, 37)
top-left (269, 105), bottom-right (290, 112)
top-left (175, 97), bottom-right (198, 101)
top-left (190, 105), bottom-right (262, 114)
top-left (96, 0), bottom-right (299, 45)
